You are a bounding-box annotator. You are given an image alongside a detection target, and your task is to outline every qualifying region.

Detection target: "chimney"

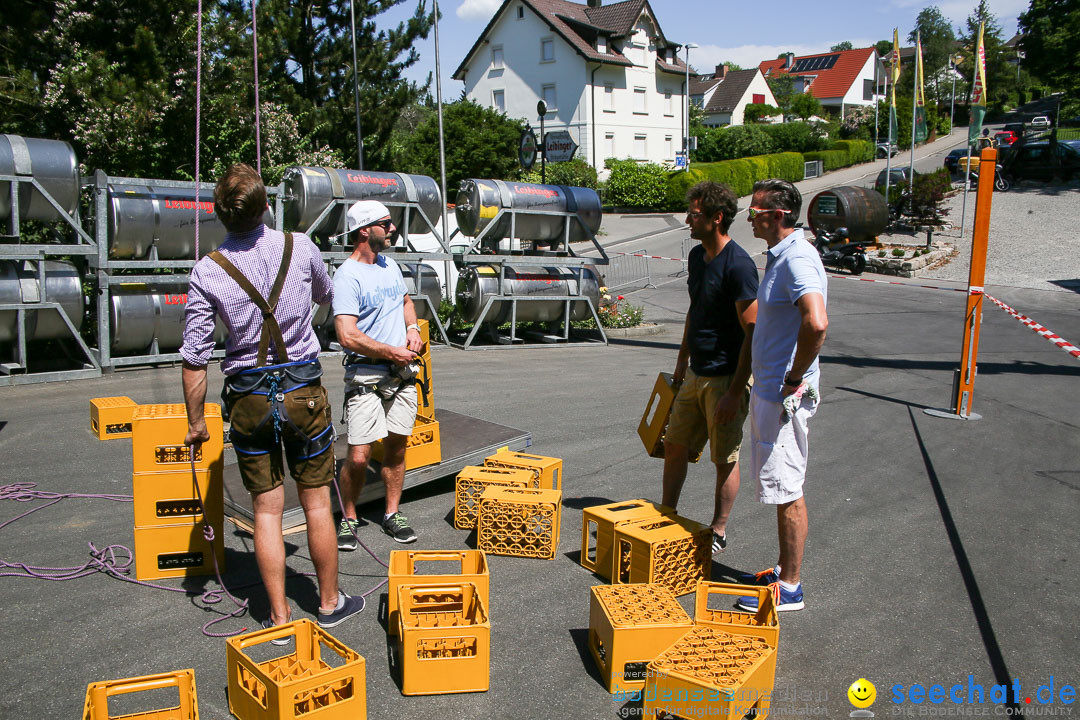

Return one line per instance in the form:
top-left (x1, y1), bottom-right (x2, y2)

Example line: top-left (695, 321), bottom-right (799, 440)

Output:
top-left (715, 64), bottom-right (729, 79)
top-left (588, 0), bottom-right (602, 7)
top-left (783, 52), bottom-right (795, 69)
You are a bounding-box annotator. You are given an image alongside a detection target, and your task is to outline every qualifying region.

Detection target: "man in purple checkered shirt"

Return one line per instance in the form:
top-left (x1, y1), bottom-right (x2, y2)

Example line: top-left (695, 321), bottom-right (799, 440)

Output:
top-left (181, 163), bottom-right (365, 632)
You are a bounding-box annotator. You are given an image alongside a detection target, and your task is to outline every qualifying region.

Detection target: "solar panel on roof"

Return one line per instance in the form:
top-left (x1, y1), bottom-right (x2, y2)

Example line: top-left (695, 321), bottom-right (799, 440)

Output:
top-left (791, 54), bottom-right (839, 73)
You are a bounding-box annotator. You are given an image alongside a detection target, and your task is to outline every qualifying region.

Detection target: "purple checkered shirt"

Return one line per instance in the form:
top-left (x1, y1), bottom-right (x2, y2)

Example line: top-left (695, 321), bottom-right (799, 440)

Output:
top-left (181, 225), bottom-right (332, 375)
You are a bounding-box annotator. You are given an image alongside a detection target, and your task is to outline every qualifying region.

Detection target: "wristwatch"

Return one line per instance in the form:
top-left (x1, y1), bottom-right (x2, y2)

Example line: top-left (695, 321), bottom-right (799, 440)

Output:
top-left (406, 323), bottom-right (421, 333)
top-left (784, 372), bottom-right (803, 386)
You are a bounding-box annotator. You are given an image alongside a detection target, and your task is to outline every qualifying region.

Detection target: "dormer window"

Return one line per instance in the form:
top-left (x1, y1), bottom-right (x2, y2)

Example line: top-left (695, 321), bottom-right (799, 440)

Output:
top-left (597, 35), bottom-right (607, 53)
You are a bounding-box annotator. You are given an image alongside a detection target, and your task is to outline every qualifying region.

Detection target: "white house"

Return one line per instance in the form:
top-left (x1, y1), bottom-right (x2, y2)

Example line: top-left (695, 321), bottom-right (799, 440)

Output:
top-left (691, 66), bottom-right (781, 127)
top-left (452, 0), bottom-right (688, 170)
top-left (759, 48), bottom-right (887, 119)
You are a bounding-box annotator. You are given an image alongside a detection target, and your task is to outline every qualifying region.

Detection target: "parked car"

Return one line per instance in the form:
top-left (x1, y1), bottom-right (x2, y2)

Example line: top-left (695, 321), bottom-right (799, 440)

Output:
top-left (944, 148), bottom-right (968, 173)
top-left (1002, 122), bottom-right (1026, 135)
top-left (1001, 140), bottom-right (1080, 182)
top-left (875, 167), bottom-right (919, 191)
top-left (994, 130), bottom-right (1018, 146)
top-left (876, 142), bottom-right (899, 158)
top-left (1030, 116), bottom-right (1051, 129)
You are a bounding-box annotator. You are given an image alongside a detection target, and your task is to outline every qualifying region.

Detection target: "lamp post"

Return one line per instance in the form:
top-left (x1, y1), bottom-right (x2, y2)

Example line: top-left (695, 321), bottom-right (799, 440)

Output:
top-left (950, 53), bottom-right (962, 133)
top-left (683, 42), bottom-right (698, 172)
top-left (348, 0), bottom-right (364, 168)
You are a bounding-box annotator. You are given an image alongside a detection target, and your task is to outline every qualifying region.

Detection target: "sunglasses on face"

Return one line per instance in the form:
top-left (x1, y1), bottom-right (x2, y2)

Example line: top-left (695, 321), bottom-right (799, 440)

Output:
top-left (747, 207), bottom-right (791, 219)
top-left (366, 219), bottom-right (393, 231)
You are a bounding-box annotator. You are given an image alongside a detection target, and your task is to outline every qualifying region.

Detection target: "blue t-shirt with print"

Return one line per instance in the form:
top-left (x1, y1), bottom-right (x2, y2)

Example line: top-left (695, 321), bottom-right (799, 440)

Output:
top-left (332, 255), bottom-right (408, 348)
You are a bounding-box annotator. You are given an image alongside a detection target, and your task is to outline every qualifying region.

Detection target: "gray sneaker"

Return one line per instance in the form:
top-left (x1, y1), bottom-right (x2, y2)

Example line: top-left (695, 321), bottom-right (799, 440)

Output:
top-left (261, 618), bottom-right (292, 647)
top-left (317, 591), bottom-right (366, 628)
top-left (337, 518), bottom-right (361, 551)
top-left (382, 512), bottom-right (418, 543)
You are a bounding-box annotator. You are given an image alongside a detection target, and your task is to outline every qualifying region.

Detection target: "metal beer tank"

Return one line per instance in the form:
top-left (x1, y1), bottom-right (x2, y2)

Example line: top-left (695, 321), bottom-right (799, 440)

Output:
top-left (107, 185), bottom-right (274, 259)
top-left (454, 179), bottom-right (602, 247)
top-left (0, 135), bottom-right (81, 223)
top-left (0, 260), bottom-right (84, 342)
top-left (110, 287), bottom-right (228, 355)
top-left (454, 264), bottom-right (600, 325)
top-left (283, 167), bottom-right (442, 237)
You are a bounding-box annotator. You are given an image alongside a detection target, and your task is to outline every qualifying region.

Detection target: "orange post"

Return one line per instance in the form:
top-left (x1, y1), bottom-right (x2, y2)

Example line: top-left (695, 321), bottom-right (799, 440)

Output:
top-left (953, 147), bottom-right (996, 418)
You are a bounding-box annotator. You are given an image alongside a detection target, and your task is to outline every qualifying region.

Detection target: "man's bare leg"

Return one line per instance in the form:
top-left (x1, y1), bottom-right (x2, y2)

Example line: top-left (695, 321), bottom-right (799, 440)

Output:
top-left (661, 440), bottom-right (690, 509)
top-left (252, 485), bottom-right (289, 624)
top-left (298, 483), bottom-right (340, 613)
top-left (776, 497), bottom-right (807, 586)
top-left (338, 444), bottom-right (372, 522)
top-left (711, 460), bottom-right (740, 538)
top-left (381, 433), bottom-right (408, 516)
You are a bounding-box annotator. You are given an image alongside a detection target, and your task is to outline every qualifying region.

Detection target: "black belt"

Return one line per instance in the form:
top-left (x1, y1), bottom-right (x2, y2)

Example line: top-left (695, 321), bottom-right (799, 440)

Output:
top-left (343, 354), bottom-right (389, 367)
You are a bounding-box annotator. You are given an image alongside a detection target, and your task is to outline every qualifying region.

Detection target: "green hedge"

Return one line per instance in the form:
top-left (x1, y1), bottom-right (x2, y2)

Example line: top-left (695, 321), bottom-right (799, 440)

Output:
top-left (665, 152), bottom-right (805, 211)
top-left (805, 139), bottom-right (874, 172)
top-left (605, 159), bottom-right (669, 209)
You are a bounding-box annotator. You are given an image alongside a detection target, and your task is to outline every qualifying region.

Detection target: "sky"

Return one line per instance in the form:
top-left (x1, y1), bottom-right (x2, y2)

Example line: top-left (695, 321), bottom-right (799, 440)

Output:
top-left (377, 0), bottom-right (1026, 94)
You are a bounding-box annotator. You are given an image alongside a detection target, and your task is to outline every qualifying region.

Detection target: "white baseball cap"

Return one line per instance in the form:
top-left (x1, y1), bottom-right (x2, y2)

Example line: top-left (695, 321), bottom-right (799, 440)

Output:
top-left (343, 200), bottom-right (392, 235)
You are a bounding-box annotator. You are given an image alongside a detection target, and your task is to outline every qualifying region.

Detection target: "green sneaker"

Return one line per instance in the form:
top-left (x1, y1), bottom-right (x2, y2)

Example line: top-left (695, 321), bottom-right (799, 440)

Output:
top-left (337, 518), bottom-right (361, 551)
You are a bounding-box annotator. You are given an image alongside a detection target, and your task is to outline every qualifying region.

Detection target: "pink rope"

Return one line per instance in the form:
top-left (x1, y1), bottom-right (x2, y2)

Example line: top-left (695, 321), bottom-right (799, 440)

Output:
top-left (194, 0), bottom-right (203, 261)
top-left (251, 0), bottom-right (262, 175)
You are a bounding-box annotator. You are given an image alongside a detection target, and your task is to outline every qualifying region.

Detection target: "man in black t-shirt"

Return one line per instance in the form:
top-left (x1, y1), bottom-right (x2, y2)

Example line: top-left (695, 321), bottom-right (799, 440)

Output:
top-left (662, 181), bottom-right (759, 554)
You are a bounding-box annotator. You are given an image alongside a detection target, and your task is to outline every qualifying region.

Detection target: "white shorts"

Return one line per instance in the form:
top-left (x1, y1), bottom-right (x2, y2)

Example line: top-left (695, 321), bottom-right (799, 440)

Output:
top-left (750, 388), bottom-right (819, 504)
top-left (344, 368), bottom-right (418, 446)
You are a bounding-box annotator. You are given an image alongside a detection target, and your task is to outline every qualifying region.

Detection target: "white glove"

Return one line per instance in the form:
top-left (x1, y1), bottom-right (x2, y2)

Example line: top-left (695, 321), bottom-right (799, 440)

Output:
top-left (781, 383), bottom-right (818, 424)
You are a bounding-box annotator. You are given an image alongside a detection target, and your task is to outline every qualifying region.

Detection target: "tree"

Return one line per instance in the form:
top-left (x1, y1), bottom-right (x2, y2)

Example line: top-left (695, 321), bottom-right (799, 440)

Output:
top-left (395, 99), bottom-right (525, 192)
top-left (744, 103), bottom-right (781, 123)
top-left (875, 39), bottom-right (894, 58)
top-left (957, 0), bottom-right (1013, 111)
top-left (789, 91), bottom-right (822, 120)
top-left (831, 41), bottom-right (854, 52)
top-left (908, 6), bottom-right (957, 105)
top-left (767, 74), bottom-right (797, 115)
top-left (1019, 0), bottom-right (1080, 116)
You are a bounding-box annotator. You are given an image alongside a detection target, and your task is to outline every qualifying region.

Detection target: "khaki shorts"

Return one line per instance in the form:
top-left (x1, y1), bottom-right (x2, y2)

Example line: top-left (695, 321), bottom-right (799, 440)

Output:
top-left (228, 382), bottom-right (335, 495)
top-left (750, 388), bottom-right (819, 504)
top-left (664, 368), bottom-right (751, 465)
top-left (344, 368), bottom-right (418, 445)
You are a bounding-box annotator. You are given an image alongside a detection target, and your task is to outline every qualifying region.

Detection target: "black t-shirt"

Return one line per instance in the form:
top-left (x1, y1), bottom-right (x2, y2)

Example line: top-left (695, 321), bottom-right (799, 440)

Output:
top-left (685, 240), bottom-right (759, 376)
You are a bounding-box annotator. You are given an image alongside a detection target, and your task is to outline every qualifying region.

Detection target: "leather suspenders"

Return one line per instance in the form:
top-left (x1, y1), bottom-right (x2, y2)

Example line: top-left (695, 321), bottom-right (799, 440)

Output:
top-left (208, 232), bottom-right (294, 367)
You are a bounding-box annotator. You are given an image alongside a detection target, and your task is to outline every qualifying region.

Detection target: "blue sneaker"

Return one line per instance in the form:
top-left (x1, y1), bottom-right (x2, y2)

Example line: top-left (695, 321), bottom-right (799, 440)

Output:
top-left (737, 582), bottom-right (804, 612)
top-left (318, 591), bottom-right (366, 628)
top-left (739, 567), bottom-right (779, 586)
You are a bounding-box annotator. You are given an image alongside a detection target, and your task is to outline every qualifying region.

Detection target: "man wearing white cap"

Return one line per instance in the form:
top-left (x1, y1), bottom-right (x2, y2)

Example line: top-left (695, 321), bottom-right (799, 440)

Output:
top-left (333, 200), bottom-right (425, 546)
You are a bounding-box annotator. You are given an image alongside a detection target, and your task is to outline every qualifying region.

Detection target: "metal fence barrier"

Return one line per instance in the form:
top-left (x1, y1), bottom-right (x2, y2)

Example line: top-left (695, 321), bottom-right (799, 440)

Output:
top-left (603, 247), bottom-right (654, 291)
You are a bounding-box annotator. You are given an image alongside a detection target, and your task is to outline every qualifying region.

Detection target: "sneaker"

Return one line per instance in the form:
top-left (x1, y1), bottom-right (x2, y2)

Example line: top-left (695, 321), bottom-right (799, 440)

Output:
top-left (382, 512), bottom-right (418, 543)
top-left (737, 582), bottom-right (804, 612)
top-left (712, 532), bottom-right (727, 554)
top-left (260, 618), bottom-right (292, 646)
top-left (739, 566), bottom-right (779, 586)
top-left (337, 518), bottom-right (361, 551)
top-left (317, 591), bottom-right (366, 628)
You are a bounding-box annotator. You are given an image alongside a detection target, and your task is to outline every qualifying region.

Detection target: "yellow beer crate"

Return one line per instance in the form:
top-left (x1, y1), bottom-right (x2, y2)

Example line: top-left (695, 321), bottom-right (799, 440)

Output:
top-left (483, 450), bottom-right (562, 490)
top-left (589, 583), bottom-right (693, 693)
top-left (387, 550), bottom-right (489, 638)
top-left (131, 404), bottom-right (224, 475)
top-left (395, 582), bottom-right (490, 695)
top-left (613, 514), bottom-right (711, 596)
top-left (133, 522), bottom-right (225, 581)
top-left (131, 467), bottom-right (222, 529)
top-left (90, 396), bottom-right (138, 440)
top-left (454, 465), bottom-right (534, 530)
top-left (643, 625), bottom-right (776, 720)
top-left (477, 486), bottom-right (562, 560)
top-left (638, 372), bottom-right (701, 461)
top-left (227, 619), bottom-right (366, 720)
top-left (83, 669), bottom-right (199, 720)
top-left (580, 499), bottom-right (676, 580)
top-left (371, 419), bottom-right (441, 471)
top-left (695, 581), bottom-right (780, 648)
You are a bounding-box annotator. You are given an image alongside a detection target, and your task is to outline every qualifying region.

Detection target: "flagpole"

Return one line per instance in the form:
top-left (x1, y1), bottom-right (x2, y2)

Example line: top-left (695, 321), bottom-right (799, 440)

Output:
top-left (960, 25), bottom-right (983, 240)
top-left (908, 32), bottom-right (919, 209)
top-left (885, 29), bottom-right (898, 211)
top-left (874, 58), bottom-right (879, 147)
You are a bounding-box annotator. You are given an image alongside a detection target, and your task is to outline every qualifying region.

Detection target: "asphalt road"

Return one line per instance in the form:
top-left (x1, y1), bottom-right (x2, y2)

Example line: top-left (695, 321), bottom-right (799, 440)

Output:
top-left (1, 134), bottom-right (1078, 718)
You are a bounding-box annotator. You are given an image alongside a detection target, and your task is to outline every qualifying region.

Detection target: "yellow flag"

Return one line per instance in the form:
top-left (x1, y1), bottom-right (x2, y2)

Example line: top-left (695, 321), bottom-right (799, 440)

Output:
top-left (890, 27), bottom-right (901, 108)
top-left (969, 22), bottom-right (987, 143)
top-left (914, 33), bottom-right (928, 142)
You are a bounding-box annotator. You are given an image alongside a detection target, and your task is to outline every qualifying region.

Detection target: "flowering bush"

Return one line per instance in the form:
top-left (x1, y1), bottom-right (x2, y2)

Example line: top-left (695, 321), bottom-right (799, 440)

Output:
top-left (575, 287), bottom-right (646, 329)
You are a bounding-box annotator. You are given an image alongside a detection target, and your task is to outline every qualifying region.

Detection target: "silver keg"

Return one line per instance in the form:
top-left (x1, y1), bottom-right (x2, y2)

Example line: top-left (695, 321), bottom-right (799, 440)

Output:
top-left (283, 167), bottom-right (442, 238)
top-left (454, 264), bottom-right (600, 325)
top-left (454, 179), bottom-right (602, 248)
top-left (0, 135), bottom-right (81, 223)
top-left (107, 185), bottom-right (274, 260)
top-left (0, 260), bottom-right (84, 342)
top-left (110, 286), bottom-right (229, 355)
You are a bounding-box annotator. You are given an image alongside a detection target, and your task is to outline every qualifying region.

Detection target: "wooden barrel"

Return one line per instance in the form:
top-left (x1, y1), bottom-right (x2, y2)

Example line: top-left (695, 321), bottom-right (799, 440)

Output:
top-left (807, 186), bottom-right (888, 244)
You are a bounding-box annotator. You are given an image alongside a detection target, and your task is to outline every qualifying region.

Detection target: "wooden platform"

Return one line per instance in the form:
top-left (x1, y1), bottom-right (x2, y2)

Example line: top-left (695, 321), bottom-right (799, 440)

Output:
top-left (223, 408), bottom-right (531, 532)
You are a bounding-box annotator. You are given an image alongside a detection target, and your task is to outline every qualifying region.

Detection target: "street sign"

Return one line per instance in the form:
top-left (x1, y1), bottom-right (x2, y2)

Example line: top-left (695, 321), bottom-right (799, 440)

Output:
top-left (543, 131), bottom-right (578, 162)
top-left (519, 128), bottom-right (538, 171)
top-left (674, 152), bottom-right (687, 169)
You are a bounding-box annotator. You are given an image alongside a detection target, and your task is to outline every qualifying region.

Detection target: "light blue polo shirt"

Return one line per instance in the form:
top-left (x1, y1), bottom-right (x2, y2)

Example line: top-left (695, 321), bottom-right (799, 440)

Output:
top-left (332, 255), bottom-right (408, 348)
top-left (751, 228), bottom-right (828, 403)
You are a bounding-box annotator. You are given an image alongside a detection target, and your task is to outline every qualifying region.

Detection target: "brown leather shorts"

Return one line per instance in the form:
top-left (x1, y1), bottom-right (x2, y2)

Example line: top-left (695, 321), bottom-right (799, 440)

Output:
top-left (227, 382), bottom-right (335, 495)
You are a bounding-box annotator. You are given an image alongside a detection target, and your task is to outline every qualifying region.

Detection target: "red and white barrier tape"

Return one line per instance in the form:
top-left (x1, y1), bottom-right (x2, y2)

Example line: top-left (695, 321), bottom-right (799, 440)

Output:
top-left (611, 251), bottom-right (686, 262)
top-left (825, 272), bottom-right (1080, 361)
top-left (984, 295), bottom-right (1080, 359)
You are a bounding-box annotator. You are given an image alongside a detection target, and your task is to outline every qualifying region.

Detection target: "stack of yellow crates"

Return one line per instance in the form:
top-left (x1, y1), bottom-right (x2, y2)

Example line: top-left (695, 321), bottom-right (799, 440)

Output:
top-left (580, 499), bottom-right (676, 580)
top-left (612, 514), bottom-right (711, 596)
top-left (372, 318), bottom-right (441, 471)
top-left (130, 403), bottom-right (224, 581)
top-left (453, 465), bottom-right (534, 530)
top-left (484, 450), bottom-right (562, 491)
top-left (395, 583), bottom-right (490, 695)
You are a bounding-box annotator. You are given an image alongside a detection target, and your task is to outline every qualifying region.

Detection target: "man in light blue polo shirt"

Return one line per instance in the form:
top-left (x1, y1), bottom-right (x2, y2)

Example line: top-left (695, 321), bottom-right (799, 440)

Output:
top-left (737, 179), bottom-right (828, 613)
